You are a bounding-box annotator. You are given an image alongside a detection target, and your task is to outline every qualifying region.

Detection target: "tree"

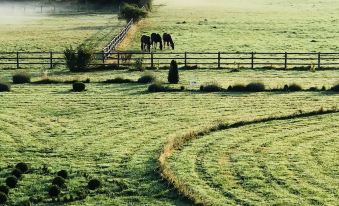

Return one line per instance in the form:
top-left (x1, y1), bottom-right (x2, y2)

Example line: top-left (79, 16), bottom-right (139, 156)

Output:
top-left (168, 60), bottom-right (179, 84)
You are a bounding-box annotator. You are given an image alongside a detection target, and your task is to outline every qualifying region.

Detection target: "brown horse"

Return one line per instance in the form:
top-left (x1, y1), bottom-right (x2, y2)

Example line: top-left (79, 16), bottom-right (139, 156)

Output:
top-left (141, 35), bottom-right (151, 52)
top-left (163, 33), bottom-right (174, 50)
top-left (151, 33), bottom-right (163, 50)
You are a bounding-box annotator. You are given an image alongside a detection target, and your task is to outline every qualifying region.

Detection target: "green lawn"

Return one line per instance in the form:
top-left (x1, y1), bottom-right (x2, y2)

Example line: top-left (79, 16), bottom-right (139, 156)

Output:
top-left (0, 69), bottom-right (338, 205)
top-left (167, 113), bottom-right (339, 205)
top-left (126, 0), bottom-right (339, 53)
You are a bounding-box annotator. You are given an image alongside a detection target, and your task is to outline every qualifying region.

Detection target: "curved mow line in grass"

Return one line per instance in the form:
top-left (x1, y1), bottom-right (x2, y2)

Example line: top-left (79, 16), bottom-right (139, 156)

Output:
top-left (158, 108), bottom-right (339, 206)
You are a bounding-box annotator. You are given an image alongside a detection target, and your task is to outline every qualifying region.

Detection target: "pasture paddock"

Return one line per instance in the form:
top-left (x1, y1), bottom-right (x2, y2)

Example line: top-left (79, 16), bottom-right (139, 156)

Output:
top-left (126, 0), bottom-right (339, 52)
top-left (0, 12), bottom-right (125, 52)
top-left (0, 0), bottom-right (338, 205)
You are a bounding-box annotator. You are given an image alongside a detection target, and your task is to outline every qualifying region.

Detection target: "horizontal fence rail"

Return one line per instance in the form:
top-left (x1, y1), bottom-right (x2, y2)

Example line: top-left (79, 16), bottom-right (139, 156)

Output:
top-left (0, 52), bottom-right (339, 70)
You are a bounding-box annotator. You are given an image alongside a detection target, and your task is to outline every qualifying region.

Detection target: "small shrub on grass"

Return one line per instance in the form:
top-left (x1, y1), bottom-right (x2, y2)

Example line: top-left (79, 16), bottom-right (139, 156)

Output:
top-left (200, 83), bottom-right (223, 92)
top-left (168, 60), bottom-right (179, 84)
top-left (15, 162), bottom-right (29, 173)
top-left (48, 185), bottom-right (60, 197)
top-left (88, 179), bottom-right (101, 190)
top-left (0, 186), bottom-right (9, 195)
top-left (12, 72), bottom-right (31, 84)
top-left (286, 83), bottom-right (302, 92)
top-left (120, 3), bottom-right (147, 21)
top-left (52, 176), bottom-right (65, 187)
top-left (321, 86), bottom-right (326, 91)
top-left (228, 84), bottom-right (246, 92)
top-left (308, 87), bottom-right (318, 91)
top-left (6, 176), bottom-right (18, 188)
top-left (0, 81), bottom-right (10, 92)
top-left (0, 192), bottom-right (7, 204)
top-left (103, 77), bottom-right (135, 84)
top-left (180, 65), bottom-right (198, 70)
top-left (148, 83), bottom-right (167, 92)
top-left (330, 83), bottom-right (339, 92)
top-left (72, 82), bottom-right (86, 92)
top-left (64, 46), bottom-right (93, 72)
top-left (246, 82), bottom-right (265, 92)
top-left (12, 168), bottom-right (23, 179)
top-left (137, 73), bottom-right (156, 84)
top-left (134, 58), bottom-right (144, 71)
top-left (57, 170), bottom-right (68, 179)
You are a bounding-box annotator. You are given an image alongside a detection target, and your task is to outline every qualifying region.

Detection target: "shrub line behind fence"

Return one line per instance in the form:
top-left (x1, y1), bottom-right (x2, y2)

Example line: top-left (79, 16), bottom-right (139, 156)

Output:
top-left (0, 51), bottom-right (339, 70)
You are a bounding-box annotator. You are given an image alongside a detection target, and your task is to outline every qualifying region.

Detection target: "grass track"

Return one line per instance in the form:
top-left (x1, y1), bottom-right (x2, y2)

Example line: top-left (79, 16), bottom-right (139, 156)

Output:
top-left (164, 112), bottom-right (339, 205)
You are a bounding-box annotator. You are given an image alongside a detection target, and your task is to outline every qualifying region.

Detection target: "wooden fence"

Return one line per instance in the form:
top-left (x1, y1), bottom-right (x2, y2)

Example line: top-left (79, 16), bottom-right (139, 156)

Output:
top-left (0, 52), bottom-right (339, 70)
top-left (103, 19), bottom-right (134, 58)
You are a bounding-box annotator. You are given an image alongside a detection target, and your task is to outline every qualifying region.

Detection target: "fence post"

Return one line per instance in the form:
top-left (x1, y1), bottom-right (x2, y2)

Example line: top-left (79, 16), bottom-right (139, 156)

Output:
top-left (117, 52), bottom-right (120, 67)
top-left (251, 52), bottom-right (254, 69)
top-left (284, 52), bottom-right (288, 69)
top-left (184, 52), bottom-right (187, 67)
top-left (50, 52), bottom-right (53, 69)
top-left (16, 52), bottom-right (19, 69)
top-left (151, 52), bottom-right (154, 68)
top-left (317, 52), bottom-right (321, 69)
top-left (102, 51), bottom-right (105, 64)
top-left (218, 52), bottom-right (221, 69)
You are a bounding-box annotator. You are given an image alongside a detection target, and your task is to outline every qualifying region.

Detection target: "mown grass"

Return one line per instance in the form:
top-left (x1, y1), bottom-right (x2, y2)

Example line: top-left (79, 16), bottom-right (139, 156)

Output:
top-left (0, 13), bottom-right (125, 52)
top-left (126, 0), bottom-right (339, 52)
top-left (166, 113), bottom-right (339, 205)
top-left (0, 78), bottom-right (338, 205)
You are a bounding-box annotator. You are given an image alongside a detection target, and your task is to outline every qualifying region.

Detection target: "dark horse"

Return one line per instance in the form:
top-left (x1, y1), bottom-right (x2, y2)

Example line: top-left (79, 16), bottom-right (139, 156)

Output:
top-left (163, 33), bottom-right (175, 50)
top-left (141, 35), bottom-right (151, 52)
top-left (151, 33), bottom-right (163, 50)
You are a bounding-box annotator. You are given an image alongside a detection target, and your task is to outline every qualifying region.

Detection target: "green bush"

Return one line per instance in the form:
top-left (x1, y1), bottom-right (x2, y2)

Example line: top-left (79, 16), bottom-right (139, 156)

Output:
top-left (88, 179), bottom-right (101, 190)
top-left (72, 82), bottom-right (86, 92)
top-left (15, 162), bottom-right (29, 173)
top-left (103, 77), bottom-right (135, 84)
top-left (286, 83), bottom-right (302, 92)
top-left (0, 192), bottom-right (7, 204)
top-left (48, 185), bottom-right (60, 197)
top-left (134, 58), bottom-right (144, 71)
top-left (168, 60), bottom-right (179, 84)
top-left (137, 73), bottom-right (156, 84)
top-left (228, 84), bottom-right (246, 92)
top-left (148, 83), bottom-right (167, 92)
top-left (52, 176), bottom-right (65, 187)
top-left (6, 176), bottom-right (18, 188)
top-left (246, 82), bottom-right (265, 92)
top-left (0, 81), bottom-right (10, 92)
top-left (12, 168), bottom-right (23, 179)
top-left (57, 170), bottom-right (68, 179)
top-left (0, 186), bottom-right (9, 195)
top-left (12, 71), bottom-right (31, 84)
top-left (331, 83), bottom-right (339, 92)
top-left (200, 83), bottom-right (223, 92)
top-left (64, 47), bottom-right (93, 72)
top-left (120, 3), bottom-right (147, 21)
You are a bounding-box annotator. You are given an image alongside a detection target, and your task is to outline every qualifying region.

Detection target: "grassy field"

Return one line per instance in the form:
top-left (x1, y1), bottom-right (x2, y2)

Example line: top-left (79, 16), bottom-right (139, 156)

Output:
top-left (126, 0), bottom-right (339, 52)
top-left (0, 69), bottom-right (338, 205)
top-left (0, 12), bottom-right (125, 52)
top-left (0, 0), bottom-right (338, 205)
top-left (166, 113), bottom-right (339, 205)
